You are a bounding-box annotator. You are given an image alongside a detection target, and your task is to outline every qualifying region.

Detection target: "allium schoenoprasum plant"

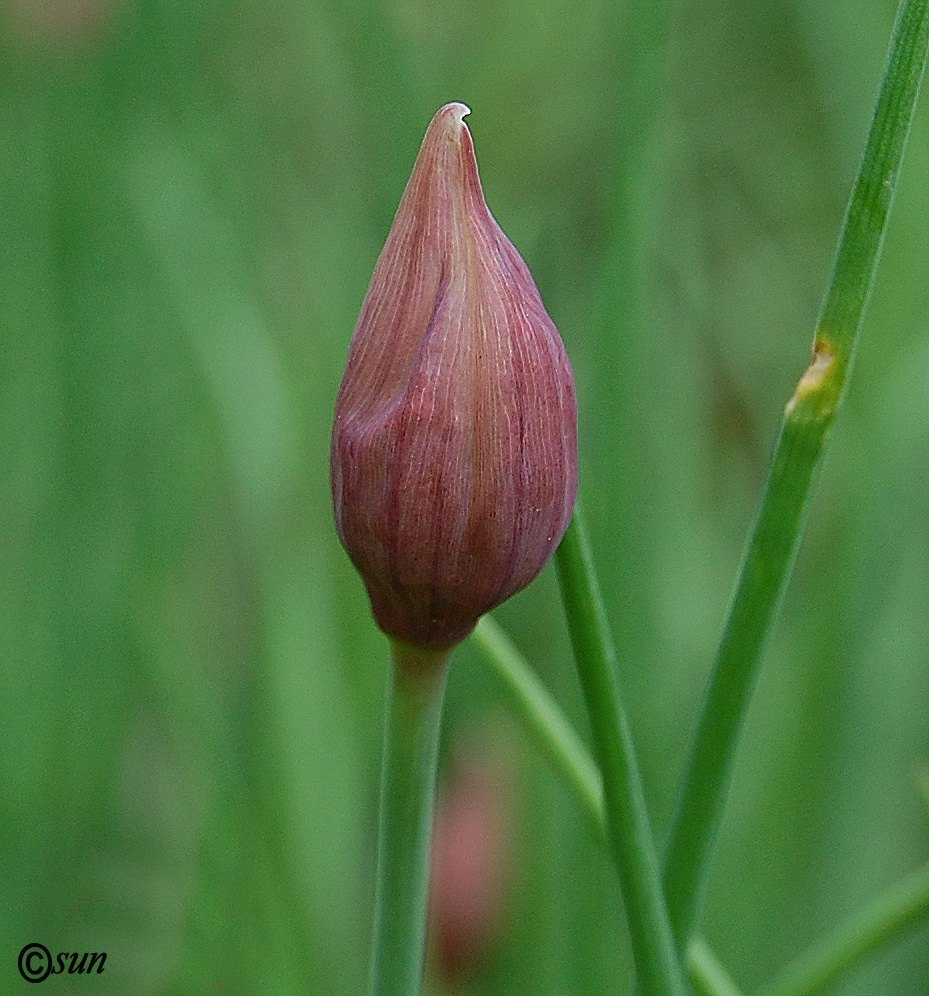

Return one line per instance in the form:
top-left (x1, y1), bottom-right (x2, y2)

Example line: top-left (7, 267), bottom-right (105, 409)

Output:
top-left (6, 1), bottom-right (929, 995)
top-left (331, 102), bottom-right (579, 996)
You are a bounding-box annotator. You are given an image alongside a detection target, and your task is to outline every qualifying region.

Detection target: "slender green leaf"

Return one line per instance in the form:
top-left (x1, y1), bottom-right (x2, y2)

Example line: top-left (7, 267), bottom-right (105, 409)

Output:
top-left (472, 617), bottom-right (605, 840)
top-left (556, 507), bottom-right (688, 996)
top-left (662, 0), bottom-right (929, 944)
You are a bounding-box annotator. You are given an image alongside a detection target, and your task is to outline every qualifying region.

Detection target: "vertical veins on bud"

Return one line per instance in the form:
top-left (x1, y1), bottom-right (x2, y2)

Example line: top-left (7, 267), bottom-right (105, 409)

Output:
top-left (331, 103), bottom-right (579, 651)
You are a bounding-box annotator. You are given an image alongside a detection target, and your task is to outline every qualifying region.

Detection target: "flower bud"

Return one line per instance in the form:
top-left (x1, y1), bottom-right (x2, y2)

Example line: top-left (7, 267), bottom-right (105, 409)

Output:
top-left (429, 741), bottom-right (514, 982)
top-left (331, 103), bottom-right (578, 651)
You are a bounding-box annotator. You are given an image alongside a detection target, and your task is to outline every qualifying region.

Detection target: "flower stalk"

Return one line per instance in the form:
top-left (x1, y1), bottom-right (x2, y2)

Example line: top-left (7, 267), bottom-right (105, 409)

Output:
top-left (368, 643), bottom-right (450, 996)
top-left (556, 507), bottom-right (689, 996)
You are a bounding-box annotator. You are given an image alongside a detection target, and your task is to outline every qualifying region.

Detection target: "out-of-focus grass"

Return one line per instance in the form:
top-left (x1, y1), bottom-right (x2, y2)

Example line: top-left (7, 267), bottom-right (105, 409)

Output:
top-left (1, 0), bottom-right (927, 994)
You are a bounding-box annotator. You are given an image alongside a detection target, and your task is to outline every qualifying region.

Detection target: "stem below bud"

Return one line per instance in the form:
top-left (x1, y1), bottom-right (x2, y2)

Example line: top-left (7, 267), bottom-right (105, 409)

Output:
top-left (369, 644), bottom-right (451, 996)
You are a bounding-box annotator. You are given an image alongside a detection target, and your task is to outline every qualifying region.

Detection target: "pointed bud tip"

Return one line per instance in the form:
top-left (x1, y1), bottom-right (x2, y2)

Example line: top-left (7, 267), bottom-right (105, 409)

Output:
top-left (438, 102), bottom-right (471, 123)
top-left (428, 103), bottom-right (472, 144)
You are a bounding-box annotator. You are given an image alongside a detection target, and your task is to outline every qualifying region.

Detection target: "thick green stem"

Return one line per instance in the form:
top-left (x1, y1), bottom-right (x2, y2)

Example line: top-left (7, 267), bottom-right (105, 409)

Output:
top-left (368, 643), bottom-right (450, 996)
top-left (662, 0), bottom-right (929, 946)
top-left (556, 507), bottom-right (688, 996)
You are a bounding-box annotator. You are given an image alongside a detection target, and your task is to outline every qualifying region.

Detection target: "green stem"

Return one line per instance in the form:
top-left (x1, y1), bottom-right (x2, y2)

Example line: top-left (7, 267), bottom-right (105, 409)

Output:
top-left (756, 859), bottom-right (929, 996)
top-left (474, 615), bottom-right (732, 995)
top-left (662, 0), bottom-right (929, 946)
top-left (556, 506), bottom-right (688, 996)
top-left (475, 616), bottom-right (727, 993)
top-left (368, 643), bottom-right (450, 996)
top-left (471, 616), bottom-right (605, 841)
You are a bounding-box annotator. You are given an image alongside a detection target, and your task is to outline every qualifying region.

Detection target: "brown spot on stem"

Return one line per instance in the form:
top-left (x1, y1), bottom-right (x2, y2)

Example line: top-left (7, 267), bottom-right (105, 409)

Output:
top-left (786, 337), bottom-right (838, 414)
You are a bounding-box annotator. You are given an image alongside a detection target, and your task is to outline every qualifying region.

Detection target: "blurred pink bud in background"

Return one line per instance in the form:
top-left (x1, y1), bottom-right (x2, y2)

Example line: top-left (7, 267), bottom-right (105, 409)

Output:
top-left (429, 741), bottom-right (514, 982)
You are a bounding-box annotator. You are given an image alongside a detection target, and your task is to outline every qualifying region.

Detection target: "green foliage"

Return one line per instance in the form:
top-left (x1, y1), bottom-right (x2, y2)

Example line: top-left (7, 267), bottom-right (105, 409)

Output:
top-left (2, 0), bottom-right (928, 994)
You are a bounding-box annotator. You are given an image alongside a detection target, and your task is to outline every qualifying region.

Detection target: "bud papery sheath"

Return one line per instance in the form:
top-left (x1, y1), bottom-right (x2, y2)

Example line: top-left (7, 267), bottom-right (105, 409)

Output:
top-left (331, 103), bottom-right (578, 653)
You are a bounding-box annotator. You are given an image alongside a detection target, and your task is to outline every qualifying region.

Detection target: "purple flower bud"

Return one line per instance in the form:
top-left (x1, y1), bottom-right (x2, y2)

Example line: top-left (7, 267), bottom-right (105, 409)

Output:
top-left (331, 103), bottom-right (578, 652)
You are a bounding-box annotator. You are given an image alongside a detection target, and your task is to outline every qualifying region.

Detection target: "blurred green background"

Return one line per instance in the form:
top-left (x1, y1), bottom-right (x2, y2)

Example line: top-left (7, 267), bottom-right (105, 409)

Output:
top-left (2, 0), bottom-right (928, 992)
